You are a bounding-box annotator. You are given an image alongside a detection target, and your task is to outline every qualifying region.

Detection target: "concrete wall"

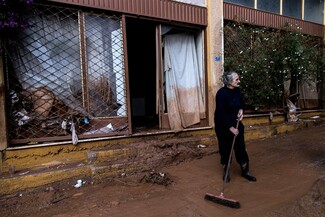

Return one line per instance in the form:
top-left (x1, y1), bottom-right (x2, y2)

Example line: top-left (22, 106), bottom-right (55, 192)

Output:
top-left (206, 0), bottom-right (224, 127)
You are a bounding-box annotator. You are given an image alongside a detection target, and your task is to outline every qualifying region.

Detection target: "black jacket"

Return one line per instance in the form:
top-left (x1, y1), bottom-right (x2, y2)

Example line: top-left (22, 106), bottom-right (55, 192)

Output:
top-left (214, 86), bottom-right (244, 135)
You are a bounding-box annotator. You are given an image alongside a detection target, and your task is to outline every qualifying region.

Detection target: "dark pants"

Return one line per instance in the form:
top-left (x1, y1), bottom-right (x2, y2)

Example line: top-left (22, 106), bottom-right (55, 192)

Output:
top-left (215, 122), bottom-right (249, 166)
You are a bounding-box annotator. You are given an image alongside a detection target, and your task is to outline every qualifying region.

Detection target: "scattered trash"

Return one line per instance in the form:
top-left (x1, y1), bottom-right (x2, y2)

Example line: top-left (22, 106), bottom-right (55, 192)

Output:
top-left (311, 116), bottom-right (320, 119)
top-left (19, 171), bottom-right (30, 176)
top-left (73, 192), bottom-right (84, 197)
top-left (286, 99), bottom-right (300, 122)
top-left (46, 187), bottom-right (54, 192)
top-left (74, 179), bottom-right (83, 188)
top-left (71, 121), bottom-right (78, 145)
top-left (15, 110), bottom-right (31, 126)
top-left (61, 119), bottom-right (67, 130)
top-left (10, 90), bottom-right (19, 104)
top-left (83, 123), bottom-right (114, 135)
top-left (141, 171), bottom-right (173, 186)
top-left (197, 144), bottom-right (207, 148)
top-left (83, 117), bottom-right (89, 125)
top-left (269, 112), bottom-right (273, 121)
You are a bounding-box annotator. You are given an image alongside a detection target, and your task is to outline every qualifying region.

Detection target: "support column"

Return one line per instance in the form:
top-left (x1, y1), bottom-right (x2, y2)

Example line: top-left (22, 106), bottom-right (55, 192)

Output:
top-left (206, 0), bottom-right (223, 126)
top-left (0, 54), bottom-right (8, 151)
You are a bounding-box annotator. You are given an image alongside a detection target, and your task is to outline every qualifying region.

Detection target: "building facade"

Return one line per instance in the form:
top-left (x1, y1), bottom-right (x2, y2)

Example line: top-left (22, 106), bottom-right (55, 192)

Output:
top-left (0, 0), bottom-right (323, 176)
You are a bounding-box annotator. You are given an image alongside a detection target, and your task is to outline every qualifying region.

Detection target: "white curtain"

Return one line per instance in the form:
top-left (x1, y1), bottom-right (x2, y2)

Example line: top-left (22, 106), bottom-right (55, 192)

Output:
top-left (163, 32), bottom-right (205, 131)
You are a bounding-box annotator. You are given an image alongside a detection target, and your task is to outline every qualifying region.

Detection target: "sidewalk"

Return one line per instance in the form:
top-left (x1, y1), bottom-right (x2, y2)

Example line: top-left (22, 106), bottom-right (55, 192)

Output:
top-left (1, 123), bottom-right (325, 216)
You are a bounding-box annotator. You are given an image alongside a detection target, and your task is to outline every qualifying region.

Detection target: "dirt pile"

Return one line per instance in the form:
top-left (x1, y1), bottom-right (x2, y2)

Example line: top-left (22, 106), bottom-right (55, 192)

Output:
top-left (140, 171), bottom-right (173, 186)
top-left (135, 140), bottom-right (215, 170)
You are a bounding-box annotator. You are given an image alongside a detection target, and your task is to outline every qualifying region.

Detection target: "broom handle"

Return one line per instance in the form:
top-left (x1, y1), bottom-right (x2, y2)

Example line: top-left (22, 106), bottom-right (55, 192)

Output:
top-left (221, 119), bottom-right (240, 195)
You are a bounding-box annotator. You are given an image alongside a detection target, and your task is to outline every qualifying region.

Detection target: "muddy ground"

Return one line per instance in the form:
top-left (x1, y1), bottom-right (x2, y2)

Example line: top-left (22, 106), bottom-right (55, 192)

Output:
top-left (1, 123), bottom-right (325, 217)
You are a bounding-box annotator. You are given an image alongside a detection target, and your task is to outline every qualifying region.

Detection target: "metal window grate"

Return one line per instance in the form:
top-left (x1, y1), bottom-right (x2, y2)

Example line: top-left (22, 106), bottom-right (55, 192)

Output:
top-left (4, 5), bottom-right (129, 145)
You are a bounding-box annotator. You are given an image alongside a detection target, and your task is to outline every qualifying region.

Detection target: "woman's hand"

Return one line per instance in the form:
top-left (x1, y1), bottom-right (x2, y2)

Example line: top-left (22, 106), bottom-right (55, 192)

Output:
top-left (229, 109), bottom-right (243, 135)
top-left (229, 126), bottom-right (239, 136)
top-left (237, 109), bottom-right (243, 121)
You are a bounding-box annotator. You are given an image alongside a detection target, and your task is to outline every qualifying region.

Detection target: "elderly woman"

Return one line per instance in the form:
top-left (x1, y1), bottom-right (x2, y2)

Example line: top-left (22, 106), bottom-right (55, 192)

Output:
top-left (214, 71), bottom-right (256, 182)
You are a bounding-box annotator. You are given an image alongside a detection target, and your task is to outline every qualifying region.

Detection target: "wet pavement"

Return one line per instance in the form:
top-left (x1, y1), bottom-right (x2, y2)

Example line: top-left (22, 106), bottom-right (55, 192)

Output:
top-left (1, 123), bottom-right (325, 217)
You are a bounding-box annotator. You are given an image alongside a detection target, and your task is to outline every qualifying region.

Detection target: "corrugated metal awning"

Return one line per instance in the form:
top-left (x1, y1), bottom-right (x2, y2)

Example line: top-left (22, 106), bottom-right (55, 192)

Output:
top-left (47, 0), bottom-right (207, 26)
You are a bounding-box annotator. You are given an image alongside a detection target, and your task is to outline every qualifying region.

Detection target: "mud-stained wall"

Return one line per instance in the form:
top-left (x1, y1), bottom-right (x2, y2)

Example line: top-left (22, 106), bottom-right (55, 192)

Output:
top-left (2, 137), bottom-right (138, 173)
top-left (2, 129), bottom-right (216, 173)
top-left (206, 0), bottom-right (223, 127)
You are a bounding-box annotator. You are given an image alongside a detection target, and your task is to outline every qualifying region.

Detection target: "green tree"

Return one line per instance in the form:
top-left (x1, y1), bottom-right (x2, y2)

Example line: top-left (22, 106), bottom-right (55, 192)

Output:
top-left (224, 21), bottom-right (324, 111)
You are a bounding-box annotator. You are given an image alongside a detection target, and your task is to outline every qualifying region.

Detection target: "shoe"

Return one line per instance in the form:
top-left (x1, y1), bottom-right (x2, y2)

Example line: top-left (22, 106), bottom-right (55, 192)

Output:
top-left (241, 162), bottom-right (257, 182)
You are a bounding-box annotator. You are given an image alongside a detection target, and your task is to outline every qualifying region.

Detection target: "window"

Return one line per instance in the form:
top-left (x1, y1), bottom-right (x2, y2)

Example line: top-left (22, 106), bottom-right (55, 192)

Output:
top-left (283, 0), bottom-right (302, 19)
top-left (175, 0), bottom-right (206, 7)
top-left (257, 0), bottom-right (280, 14)
top-left (224, 0), bottom-right (254, 8)
top-left (5, 6), bottom-right (128, 145)
top-left (304, 0), bottom-right (324, 24)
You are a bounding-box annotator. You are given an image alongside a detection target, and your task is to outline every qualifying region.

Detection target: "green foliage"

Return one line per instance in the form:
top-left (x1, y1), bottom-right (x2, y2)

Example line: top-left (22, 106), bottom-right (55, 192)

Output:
top-left (224, 21), bottom-right (324, 110)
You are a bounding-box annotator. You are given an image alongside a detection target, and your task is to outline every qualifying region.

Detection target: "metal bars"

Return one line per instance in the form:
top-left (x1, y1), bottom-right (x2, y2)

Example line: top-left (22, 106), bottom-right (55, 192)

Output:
top-left (4, 5), bottom-right (128, 145)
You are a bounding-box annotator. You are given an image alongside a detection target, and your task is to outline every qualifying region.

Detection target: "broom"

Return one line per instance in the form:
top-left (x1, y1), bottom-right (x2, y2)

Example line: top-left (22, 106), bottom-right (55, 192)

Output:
top-left (204, 119), bottom-right (240, 209)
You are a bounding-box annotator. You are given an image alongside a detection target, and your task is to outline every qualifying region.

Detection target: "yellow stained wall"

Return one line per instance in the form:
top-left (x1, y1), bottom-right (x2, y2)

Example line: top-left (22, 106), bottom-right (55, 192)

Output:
top-left (206, 0), bottom-right (224, 127)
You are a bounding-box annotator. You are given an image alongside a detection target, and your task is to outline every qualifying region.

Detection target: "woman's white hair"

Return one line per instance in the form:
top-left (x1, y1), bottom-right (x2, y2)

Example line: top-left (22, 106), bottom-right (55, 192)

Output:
top-left (222, 71), bottom-right (238, 85)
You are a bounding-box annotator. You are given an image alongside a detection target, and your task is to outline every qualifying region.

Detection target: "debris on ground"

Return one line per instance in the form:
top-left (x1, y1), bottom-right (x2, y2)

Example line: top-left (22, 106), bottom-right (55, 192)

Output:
top-left (140, 171), bottom-right (173, 186)
top-left (74, 179), bottom-right (83, 188)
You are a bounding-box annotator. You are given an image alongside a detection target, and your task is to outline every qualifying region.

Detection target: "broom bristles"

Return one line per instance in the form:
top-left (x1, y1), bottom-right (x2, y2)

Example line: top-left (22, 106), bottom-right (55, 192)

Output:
top-left (204, 193), bottom-right (240, 208)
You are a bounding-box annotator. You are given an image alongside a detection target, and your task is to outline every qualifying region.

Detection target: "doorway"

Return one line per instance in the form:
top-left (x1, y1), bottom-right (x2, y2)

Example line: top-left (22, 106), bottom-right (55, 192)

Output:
top-left (126, 18), bottom-right (159, 131)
